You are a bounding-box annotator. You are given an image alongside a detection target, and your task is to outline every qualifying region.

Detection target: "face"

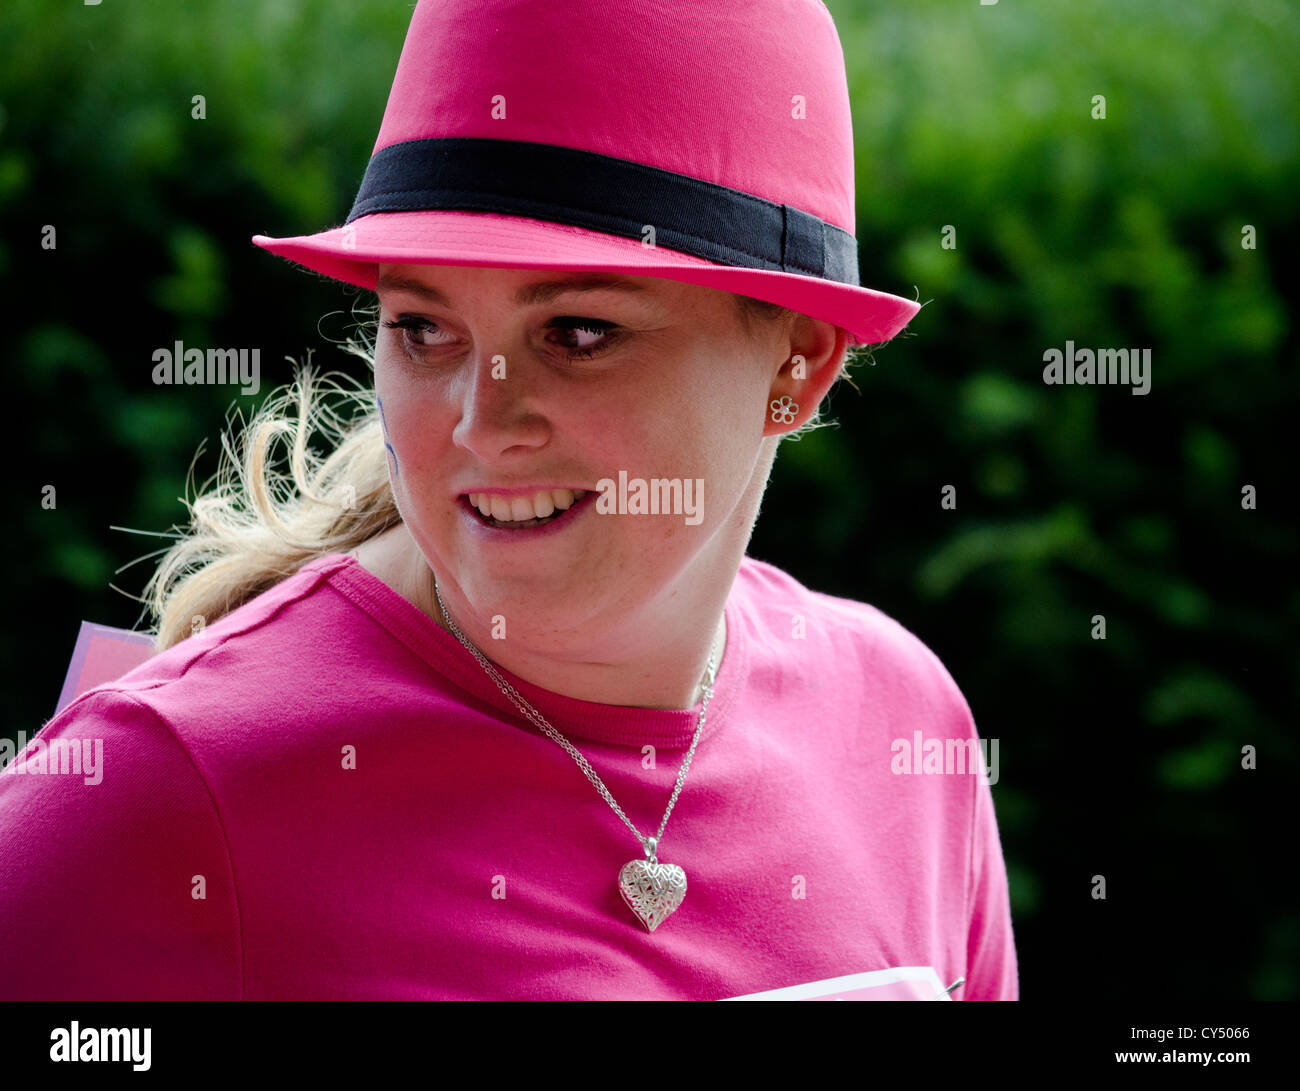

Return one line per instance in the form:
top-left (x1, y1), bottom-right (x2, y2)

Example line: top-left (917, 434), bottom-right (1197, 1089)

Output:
top-left (372, 262), bottom-right (821, 653)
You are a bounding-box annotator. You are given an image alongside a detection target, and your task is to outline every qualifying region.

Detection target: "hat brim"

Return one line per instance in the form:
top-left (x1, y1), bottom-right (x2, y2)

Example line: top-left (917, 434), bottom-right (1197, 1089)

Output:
top-left (252, 211), bottom-right (920, 347)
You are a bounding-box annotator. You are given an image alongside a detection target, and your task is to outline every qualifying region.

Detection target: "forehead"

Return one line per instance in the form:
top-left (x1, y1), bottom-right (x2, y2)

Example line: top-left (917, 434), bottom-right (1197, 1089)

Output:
top-left (375, 264), bottom-right (671, 308)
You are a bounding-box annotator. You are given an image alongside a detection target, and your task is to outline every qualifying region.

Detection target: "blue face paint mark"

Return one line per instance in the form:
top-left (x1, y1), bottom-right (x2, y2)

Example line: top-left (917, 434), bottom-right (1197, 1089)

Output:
top-left (377, 394), bottom-right (399, 478)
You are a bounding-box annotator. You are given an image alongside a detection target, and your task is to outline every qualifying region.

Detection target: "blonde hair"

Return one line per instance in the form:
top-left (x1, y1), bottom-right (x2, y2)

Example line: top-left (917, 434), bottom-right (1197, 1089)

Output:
top-left (140, 295), bottom-right (877, 651)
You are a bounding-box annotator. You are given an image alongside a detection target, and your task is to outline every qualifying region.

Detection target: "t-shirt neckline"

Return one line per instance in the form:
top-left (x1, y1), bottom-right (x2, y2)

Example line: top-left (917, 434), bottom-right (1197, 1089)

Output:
top-left (305, 552), bottom-right (748, 750)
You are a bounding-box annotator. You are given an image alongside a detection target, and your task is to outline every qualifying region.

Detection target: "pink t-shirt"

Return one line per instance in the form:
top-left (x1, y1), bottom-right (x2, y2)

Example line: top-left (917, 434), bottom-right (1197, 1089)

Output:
top-left (0, 553), bottom-right (1018, 1000)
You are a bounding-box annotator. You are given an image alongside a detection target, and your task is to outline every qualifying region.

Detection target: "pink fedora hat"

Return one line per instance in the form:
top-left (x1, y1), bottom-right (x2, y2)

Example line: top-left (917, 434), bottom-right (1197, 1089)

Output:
top-left (252, 0), bottom-right (920, 347)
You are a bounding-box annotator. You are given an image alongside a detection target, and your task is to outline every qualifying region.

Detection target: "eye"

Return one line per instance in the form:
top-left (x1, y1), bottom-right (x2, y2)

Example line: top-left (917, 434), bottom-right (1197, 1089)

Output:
top-left (547, 317), bottom-right (620, 360)
top-left (383, 316), bottom-right (454, 352)
top-left (382, 314), bottom-right (620, 362)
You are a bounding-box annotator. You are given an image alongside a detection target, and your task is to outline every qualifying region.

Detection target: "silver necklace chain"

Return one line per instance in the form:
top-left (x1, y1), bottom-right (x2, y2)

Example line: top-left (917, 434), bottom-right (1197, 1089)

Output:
top-left (432, 579), bottom-right (719, 861)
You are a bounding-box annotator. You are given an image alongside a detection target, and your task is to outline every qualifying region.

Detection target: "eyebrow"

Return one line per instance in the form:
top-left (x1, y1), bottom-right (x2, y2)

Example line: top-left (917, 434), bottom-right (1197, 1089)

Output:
top-left (374, 272), bottom-right (651, 307)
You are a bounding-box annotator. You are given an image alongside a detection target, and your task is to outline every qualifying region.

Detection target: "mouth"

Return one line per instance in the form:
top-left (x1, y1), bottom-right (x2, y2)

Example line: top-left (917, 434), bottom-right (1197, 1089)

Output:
top-left (462, 488), bottom-right (591, 529)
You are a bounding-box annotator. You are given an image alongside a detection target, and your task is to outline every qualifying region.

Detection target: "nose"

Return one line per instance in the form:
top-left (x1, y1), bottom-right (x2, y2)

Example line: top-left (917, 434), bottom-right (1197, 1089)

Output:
top-left (450, 344), bottom-right (550, 459)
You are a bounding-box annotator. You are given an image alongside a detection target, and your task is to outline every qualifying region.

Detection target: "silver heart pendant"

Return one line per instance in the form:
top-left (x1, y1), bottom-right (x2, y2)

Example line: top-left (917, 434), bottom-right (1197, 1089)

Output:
top-left (618, 859), bottom-right (687, 932)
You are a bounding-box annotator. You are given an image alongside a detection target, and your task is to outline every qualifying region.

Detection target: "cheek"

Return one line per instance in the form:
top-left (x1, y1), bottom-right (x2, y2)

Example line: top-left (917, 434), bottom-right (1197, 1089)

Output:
top-left (677, 351), bottom-right (767, 500)
top-left (671, 349), bottom-right (762, 444)
top-left (373, 361), bottom-right (442, 488)
top-left (375, 393), bottom-right (400, 480)
top-left (375, 348), bottom-right (439, 433)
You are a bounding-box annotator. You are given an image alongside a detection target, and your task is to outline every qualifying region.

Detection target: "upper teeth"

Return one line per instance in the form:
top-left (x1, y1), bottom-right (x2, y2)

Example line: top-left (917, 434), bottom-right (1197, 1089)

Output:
top-left (468, 489), bottom-right (588, 522)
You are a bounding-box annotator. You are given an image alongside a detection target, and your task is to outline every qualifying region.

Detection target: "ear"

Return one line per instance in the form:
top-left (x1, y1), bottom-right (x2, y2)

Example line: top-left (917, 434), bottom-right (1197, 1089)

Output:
top-left (761, 316), bottom-right (850, 437)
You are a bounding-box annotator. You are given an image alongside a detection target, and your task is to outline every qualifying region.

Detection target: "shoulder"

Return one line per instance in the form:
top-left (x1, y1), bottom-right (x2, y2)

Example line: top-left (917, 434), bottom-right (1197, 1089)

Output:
top-left (64, 553), bottom-right (367, 756)
top-left (0, 687), bottom-right (242, 998)
top-left (734, 555), bottom-right (975, 729)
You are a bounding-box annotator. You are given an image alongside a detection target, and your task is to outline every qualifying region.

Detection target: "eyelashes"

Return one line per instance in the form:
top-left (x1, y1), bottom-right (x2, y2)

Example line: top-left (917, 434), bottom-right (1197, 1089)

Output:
top-left (382, 317), bottom-right (448, 355)
top-left (382, 316), bottom-right (620, 362)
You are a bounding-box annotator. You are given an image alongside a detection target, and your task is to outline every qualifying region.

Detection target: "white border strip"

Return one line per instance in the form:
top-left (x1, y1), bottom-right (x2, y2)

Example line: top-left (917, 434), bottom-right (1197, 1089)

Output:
top-left (723, 965), bottom-right (948, 1001)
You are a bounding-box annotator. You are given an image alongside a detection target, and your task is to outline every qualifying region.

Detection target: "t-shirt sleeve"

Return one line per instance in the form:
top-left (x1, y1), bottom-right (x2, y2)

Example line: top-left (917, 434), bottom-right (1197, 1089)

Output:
top-left (0, 688), bottom-right (241, 999)
top-left (962, 769), bottom-right (1019, 1000)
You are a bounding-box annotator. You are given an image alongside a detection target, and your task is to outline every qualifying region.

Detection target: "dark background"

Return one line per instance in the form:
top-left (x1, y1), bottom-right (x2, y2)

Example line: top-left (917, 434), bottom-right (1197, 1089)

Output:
top-left (2, 0), bottom-right (1295, 1000)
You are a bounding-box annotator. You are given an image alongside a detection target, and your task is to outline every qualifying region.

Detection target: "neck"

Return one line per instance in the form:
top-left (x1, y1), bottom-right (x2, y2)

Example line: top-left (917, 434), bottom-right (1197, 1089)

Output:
top-left (421, 540), bottom-right (730, 710)
top-left (352, 445), bottom-right (775, 710)
top-left (352, 520), bottom-right (741, 710)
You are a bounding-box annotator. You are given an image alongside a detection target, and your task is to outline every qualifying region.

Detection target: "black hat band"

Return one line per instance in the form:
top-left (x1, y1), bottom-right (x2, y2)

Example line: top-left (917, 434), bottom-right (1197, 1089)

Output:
top-left (346, 137), bottom-right (860, 285)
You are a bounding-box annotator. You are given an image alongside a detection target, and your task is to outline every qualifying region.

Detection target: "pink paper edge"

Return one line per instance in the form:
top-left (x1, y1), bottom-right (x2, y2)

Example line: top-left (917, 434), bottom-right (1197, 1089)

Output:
top-left (54, 621), bottom-right (155, 718)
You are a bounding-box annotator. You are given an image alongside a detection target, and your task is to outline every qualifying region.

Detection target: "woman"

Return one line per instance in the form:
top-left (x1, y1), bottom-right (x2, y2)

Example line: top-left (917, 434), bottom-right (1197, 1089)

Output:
top-left (0, 0), bottom-right (1017, 1000)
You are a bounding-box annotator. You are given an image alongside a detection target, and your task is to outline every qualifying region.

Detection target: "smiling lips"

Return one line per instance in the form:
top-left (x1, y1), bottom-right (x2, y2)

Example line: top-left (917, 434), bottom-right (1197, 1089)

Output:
top-left (465, 488), bottom-right (590, 525)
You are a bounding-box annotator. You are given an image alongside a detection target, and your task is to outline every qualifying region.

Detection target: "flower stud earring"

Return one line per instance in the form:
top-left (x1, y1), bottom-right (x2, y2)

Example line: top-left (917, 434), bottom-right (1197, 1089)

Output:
top-left (770, 395), bottom-right (798, 424)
